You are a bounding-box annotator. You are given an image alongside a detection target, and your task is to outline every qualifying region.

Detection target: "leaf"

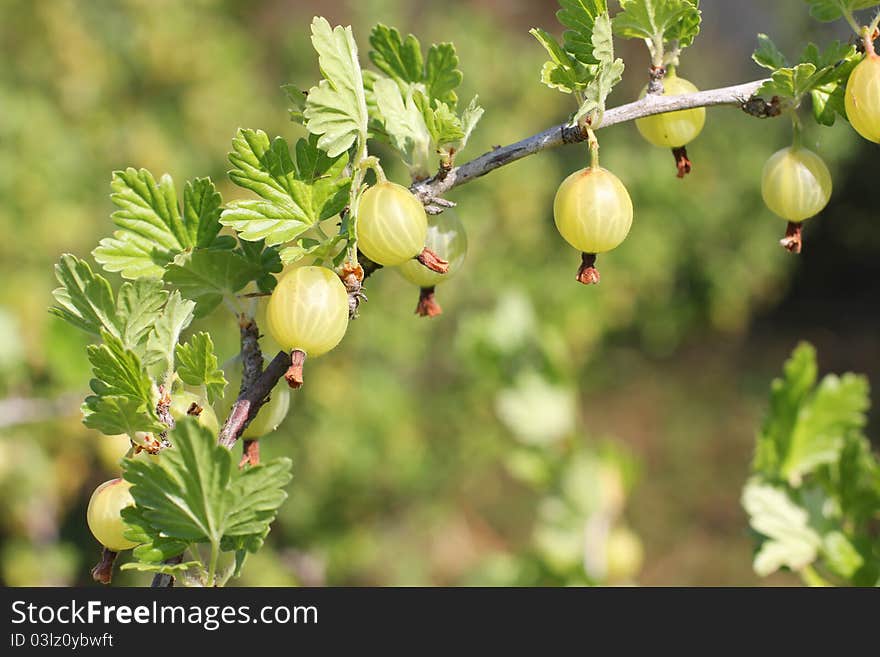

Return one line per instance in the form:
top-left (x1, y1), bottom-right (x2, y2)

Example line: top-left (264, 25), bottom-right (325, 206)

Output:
top-left (368, 24), bottom-right (424, 85)
top-left (804, 0), bottom-right (880, 22)
top-left (82, 395), bottom-right (164, 436)
top-left (821, 531), bottom-right (864, 579)
top-left (115, 278), bottom-right (168, 350)
top-left (50, 254), bottom-right (121, 338)
top-left (424, 43), bottom-right (462, 106)
top-left (372, 77), bottom-right (433, 173)
top-left (757, 62), bottom-right (819, 101)
top-left (531, 27), bottom-right (584, 94)
top-left (175, 332), bottom-right (227, 405)
top-left (122, 420), bottom-right (292, 555)
top-left (755, 38), bottom-right (860, 106)
top-left (369, 25), bottom-right (462, 106)
top-left (753, 33), bottom-right (788, 70)
top-left (572, 13), bottom-right (626, 126)
top-left (742, 480), bottom-right (821, 576)
top-left (93, 170), bottom-right (226, 279)
top-left (560, 0), bottom-right (608, 64)
top-left (753, 343), bottom-right (818, 476)
top-left (144, 291), bottom-right (195, 372)
top-left (801, 41), bottom-right (860, 126)
top-left (87, 331), bottom-right (156, 403)
top-left (612, 0), bottom-right (701, 50)
top-left (121, 504), bottom-right (189, 563)
top-left (221, 129), bottom-right (350, 247)
top-left (303, 17), bottom-right (369, 158)
top-left (235, 239), bottom-right (283, 294)
top-left (781, 373), bottom-right (869, 486)
top-left (163, 250), bottom-right (261, 318)
top-left (183, 177), bottom-right (224, 248)
top-left (836, 433), bottom-right (880, 523)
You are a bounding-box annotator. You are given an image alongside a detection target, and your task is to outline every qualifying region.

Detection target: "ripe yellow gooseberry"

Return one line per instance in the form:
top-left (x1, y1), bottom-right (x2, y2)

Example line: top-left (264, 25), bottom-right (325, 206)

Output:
top-left (265, 266), bottom-right (349, 357)
top-left (86, 478), bottom-right (139, 551)
top-left (553, 167), bottom-right (633, 255)
top-left (635, 74), bottom-right (706, 148)
top-left (357, 181), bottom-right (428, 266)
top-left (761, 146), bottom-right (832, 222)
top-left (396, 210), bottom-right (467, 288)
top-left (845, 54), bottom-right (880, 143)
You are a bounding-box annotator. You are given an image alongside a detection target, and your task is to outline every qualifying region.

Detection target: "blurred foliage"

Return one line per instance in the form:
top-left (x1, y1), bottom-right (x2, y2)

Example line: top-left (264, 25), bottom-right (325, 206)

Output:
top-left (0, 0), bottom-right (876, 586)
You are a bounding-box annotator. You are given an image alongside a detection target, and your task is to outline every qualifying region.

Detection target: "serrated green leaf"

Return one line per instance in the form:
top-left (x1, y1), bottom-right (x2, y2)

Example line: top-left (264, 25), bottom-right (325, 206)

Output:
top-left (368, 24), bottom-right (424, 86)
top-left (121, 505), bottom-right (189, 563)
top-left (50, 254), bottom-right (121, 338)
top-left (753, 33), bottom-right (788, 70)
top-left (93, 169), bottom-right (226, 279)
top-left (122, 420), bottom-right (292, 558)
top-left (303, 17), bottom-right (369, 158)
top-left (373, 77), bottom-right (433, 175)
top-left (742, 480), bottom-right (822, 576)
top-left (753, 343), bottom-right (818, 476)
top-left (235, 239), bottom-right (282, 294)
top-left (183, 177), bottom-right (224, 248)
top-left (144, 291), bottom-right (195, 373)
top-left (559, 0), bottom-right (607, 64)
top-left (115, 278), bottom-right (168, 350)
top-left (222, 129), bottom-right (350, 247)
top-left (612, 0), bottom-right (701, 52)
top-left (369, 25), bottom-right (462, 106)
top-left (93, 169), bottom-right (186, 279)
top-left (456, 96), bottom-right (485, 150)
top-left (531, 27), bottom-right (584, 94)
top-left (163, 250), bottom-right (261, 318)
top-left (757, 62), bottom-right (820, 103)
top-left (666, 0), bottom-right (701, 49)
top-left (756, 37), bottom-right (861, 107)
top-left (175, 332), bottom-right (226, 405)
top-left (804, 0), bottom-right (880, 22)
top-left (781, 373), bottom-right (869, 486)
top-left (424, 43), bottom-right (462, 106)
top-left (282, 83), bottom-right (308, 124)
top-left (88, 330), bottom-right (156, 403)
top-left (572, 13), bottom-right (625, 126)
top-left (82, 395), bottom-right (164, 436)
top-left (279, 239), bottom-right (325, 265)
top-left (801, 41), bottom-right (860, 125)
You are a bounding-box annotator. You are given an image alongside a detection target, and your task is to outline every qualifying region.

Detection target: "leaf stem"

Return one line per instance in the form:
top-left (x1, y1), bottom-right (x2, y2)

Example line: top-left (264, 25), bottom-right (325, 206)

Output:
top-left (207, 541), bottom-right (219, 587)
top-left (841, 7), bottom-right (862, 37)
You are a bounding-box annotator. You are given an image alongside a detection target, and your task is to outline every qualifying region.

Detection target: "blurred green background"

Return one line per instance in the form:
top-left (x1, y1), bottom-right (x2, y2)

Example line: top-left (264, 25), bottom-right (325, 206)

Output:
top-left (1, 0), bottom-right (877, 586)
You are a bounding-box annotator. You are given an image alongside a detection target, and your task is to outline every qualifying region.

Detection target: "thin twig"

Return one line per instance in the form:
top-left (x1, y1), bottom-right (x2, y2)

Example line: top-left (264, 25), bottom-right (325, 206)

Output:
top-left (217, 350), bottom-right (291, 449)
top-left (411, 79), bottom-right (769, 203)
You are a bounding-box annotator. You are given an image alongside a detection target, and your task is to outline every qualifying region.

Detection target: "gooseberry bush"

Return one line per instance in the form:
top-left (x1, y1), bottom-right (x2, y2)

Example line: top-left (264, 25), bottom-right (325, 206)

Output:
top-left (49, 0), bottom-right (880, 586)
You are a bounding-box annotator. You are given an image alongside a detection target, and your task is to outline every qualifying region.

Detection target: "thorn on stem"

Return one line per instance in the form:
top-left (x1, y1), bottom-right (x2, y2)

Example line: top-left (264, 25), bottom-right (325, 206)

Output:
top-left (780, 221), bottom-right (803, 254)
top-left (285, 349), bottom-right (307, 389)
top-left (577, 253), bottom-right (601, 285)
top-left (415, 287), bottom-right (443, 317)
top-left (672, 146), bottom-right (692, 178)
top-left (416, 248), bottom-right (449, 274)
top-left (91, 548), bottom-right (117, 585)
